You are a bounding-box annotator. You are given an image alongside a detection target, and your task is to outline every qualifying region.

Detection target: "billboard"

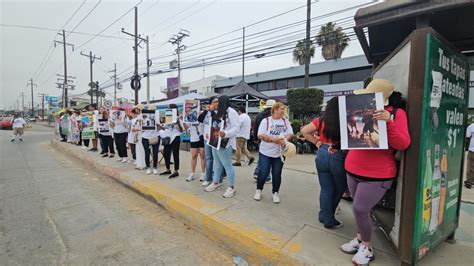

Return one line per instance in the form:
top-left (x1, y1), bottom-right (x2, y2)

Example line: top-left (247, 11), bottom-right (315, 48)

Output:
top-left (167, 77), bottom-right (179, 99)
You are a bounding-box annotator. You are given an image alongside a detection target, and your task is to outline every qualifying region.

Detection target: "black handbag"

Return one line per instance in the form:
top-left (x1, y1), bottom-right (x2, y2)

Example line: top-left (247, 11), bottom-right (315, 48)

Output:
top-left (220, 137), bottom-right (229, 149)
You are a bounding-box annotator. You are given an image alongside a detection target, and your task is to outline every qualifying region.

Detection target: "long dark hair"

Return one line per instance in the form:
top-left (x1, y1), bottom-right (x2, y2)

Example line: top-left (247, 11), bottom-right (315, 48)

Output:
top-left (321, 97), bottom-right (340, 142)
top-left (388, 91), bottom-right (406, 111)
top-left (216, 95), bottom-right (230, 123)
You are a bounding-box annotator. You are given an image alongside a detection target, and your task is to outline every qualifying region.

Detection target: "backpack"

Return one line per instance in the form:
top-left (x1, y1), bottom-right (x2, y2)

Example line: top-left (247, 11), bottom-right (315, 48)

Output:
top-left (265, 117), bottom-right (288, 132)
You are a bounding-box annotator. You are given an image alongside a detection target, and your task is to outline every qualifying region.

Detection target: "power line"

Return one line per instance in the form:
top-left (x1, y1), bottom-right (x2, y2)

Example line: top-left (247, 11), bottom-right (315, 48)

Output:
top-left (159, 1), bottom-right (216, 32)
top-left (66, 0), bottom-right (103, 38)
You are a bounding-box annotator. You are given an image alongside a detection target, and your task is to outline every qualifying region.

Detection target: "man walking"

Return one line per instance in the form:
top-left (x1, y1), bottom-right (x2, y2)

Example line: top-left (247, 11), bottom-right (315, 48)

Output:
top-left (465, 122), bottom-right (474, 189)
top-left (11, 113), bottom-right (26, 142)
top-left (253, 99), bottom-right (275, 182)
top-left (233, 107), bottom-right (254, 166)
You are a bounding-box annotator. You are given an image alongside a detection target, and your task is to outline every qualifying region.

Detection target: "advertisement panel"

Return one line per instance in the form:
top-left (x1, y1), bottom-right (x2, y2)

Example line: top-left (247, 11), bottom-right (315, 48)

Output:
top-left (167, 77), bottom-right (179, 99)
top-left (413, 33), bottom-right (470, 262)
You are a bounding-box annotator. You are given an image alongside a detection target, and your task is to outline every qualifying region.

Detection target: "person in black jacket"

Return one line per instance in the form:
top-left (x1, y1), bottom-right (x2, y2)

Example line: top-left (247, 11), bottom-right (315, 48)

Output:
top-left (253, 99), bottom-right (276, 182)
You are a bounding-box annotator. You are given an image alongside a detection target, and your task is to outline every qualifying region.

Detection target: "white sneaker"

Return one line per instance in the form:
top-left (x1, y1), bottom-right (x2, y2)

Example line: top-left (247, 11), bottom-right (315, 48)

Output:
top-left (199, 173), bottom-right (205, 181)
top-left (205, 182), bottom-right (221, 192)
top-left (201, 180), bottom-right (211, 186)
top-left (146, 169), bottom-right (151, 175)
top-left (272, 192), bottom-right (280, 204)
top-left (186, 173), bottom-right (195, 182)
top-left (81, 146), bottom-right (87, 149)
top-left (121, 158), bottom-right (128, 163)
top-left (254, 189), bottom-right (262, 201)
top-left (340, 238), bottom-right (360, 254)
top-left (127, 158), bottom-right (133, 163)
top-left (223, 187), bottom-right (236, 198)
top-left (351, 244), bottom-right (374, 265)
top-left (116, 158), bottom-right (123, 162)
top-left (153, 168), bottom-right (158, 175)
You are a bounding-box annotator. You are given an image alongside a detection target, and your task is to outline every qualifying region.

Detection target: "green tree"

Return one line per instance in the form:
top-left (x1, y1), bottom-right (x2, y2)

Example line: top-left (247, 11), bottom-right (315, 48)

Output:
top-left (286, 88), bottom-right (324, 121)
top-left (316, 22), bottom-right (350, 60)
top-left (292, 39), bottom-right (315, 65)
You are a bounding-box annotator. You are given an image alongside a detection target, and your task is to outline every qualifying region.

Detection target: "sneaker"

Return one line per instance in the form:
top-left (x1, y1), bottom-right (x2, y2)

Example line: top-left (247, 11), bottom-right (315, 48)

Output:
top-left (169, 171), bottom-right (179, 179)
top-left (121, 158), bottom-right (128, 163)
top-left (265, 178), bottom-right (272, 184)
top-left (186, 173), bottom-right (195, 182)
top-left (340, 238), bottom-right (361, 254)
top-left (81, 146), bottom-right (87, 149)
top-left (201, 180), bottom-right (211, 186)
top-left (205, 183), bottom-right (221, 192)
top-left (19, 139), bottom-right (23, 141)
top-left (223, 187), bottom-right (236, 198)
top-left (153, 168), bottom-right (158, 175)
top-left (324, 220), bottom-right (343, 229)
top-left (253, 174), bottom-right (258, 180)
top-left (127, 158), bottom-right (133, 163)
top-left (248, 157), bottom-right (255, 165)
top-left (254, 189), bottom-right (262, 201)
top-left (109, 154), bottom-right (114, 158)
top-left (232, 162), bottom-right (241, 166)
top-left (10, 139), bottom-right (14, 142)
top-left (101, 153), bottom-right (108, 157)
top-left (351, 244), bottom-right (374, 265)
top-left (272, 192), bottom-right (280, 204)
top-left (146, 169), bottom-right (151, 175)
top-left (199, 173), bottom-right (205, 182)
top-left (116, 158), bottom-right (123, 162)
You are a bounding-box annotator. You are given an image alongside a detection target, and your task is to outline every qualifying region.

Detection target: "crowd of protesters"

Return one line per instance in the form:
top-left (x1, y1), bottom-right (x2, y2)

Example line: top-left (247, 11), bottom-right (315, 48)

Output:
top-left (54, 79), bottom-right (411, 265)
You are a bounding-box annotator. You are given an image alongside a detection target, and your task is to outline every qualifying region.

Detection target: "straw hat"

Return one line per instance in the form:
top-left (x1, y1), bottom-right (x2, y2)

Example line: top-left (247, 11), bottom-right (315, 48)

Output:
top-left (282, 142), bottom-right (297, 158)
top-left (265, 99), bottom-right (276, 108)
top-left (353, 79), bottom-right (394, 106)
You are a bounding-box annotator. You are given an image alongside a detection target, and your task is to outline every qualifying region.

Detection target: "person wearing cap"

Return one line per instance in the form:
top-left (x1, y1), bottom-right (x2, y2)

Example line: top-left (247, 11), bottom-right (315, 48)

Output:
top-left (340, 79), bottom-right (411, 265)
top-left (301, 97), bottom-right (346, 229)
top-left (252, 99), bottom-right (275, 183)
top-left (254, 102), bottom-right (293, 203)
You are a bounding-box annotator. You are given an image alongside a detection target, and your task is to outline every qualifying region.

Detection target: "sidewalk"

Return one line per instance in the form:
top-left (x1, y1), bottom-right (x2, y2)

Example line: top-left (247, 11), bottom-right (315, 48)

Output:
top-left (51, 140), bottom-right (473, 265)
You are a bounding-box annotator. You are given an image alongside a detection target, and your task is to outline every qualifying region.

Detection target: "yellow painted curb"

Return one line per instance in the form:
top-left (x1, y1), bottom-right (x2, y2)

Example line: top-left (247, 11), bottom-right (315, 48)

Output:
top-left (50, 140), bottom-right (306, 265)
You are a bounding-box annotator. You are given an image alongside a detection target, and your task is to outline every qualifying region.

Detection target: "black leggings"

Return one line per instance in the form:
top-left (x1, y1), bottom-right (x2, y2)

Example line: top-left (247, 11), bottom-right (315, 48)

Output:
top-left (129, 143), bottom-right (136, 160)
top-left (114, 132), bottom-right (128, 158)
top-left (101, 135), bottom-right (115, 154)
top-left (164, 137), bottom-right (180, 171)
top-left (142, 138), bottom-right (159, 168)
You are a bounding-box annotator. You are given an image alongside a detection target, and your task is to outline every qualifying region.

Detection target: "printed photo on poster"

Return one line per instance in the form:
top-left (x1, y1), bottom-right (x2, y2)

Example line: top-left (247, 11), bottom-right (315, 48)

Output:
top-left (98, 118), bottom-right (110, 133)
top-left (207, 118), bottom-right (223, 150)
top-left (338, 92), bottom-right (388, 149)
top-left (111, 110), bottom-right (126, 122)
top-left (183, 100), bottom-right (200, 124)
top-left (165, 109), bottom-right (177, 124)
top-left (155, 109), bottom-right (166, 124)
top-left (142, 109), bottom-right (156, 131)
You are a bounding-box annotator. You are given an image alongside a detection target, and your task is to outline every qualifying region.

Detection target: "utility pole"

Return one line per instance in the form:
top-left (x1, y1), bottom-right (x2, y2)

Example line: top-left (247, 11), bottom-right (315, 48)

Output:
top-left (108, 63), bottom-right (118, 105)
top-left (27, 78), bottom-right (37, 117)
top-left (304, 0), bottom-right (311, 89)
top-left (38, 93), bottom-right (48, 121)
top-left (55, 30), bottom-right (74, 107)
top-left (242, 27), bottom-right (245, 81)
top-left (168, 29), bottom-right (189, 96)
top-left (56, 74), bottom-right (75, 108)
top-left (21, 92), bottom-right (25, 116)
top-left (146, 35), bottom-right (151, 104)
top-left (81, 51), bottom-right (101, 105)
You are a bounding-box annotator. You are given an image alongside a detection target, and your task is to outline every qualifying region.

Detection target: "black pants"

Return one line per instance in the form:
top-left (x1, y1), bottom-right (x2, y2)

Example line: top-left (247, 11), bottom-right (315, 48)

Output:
top-left (129, 143), bottom-right (136, 160)
top-left (142, 138), bottom-right (159, 168)
top-left (114, 132), bottom-right (128, 158)
top-left (98, 134), bottom-right (106, 153)
top-left (164, 137), bottom-right (180, 171)
top-left (79, 131), bottom-right (90, 147)
top-left (101, 135), bottom-right (115, 154)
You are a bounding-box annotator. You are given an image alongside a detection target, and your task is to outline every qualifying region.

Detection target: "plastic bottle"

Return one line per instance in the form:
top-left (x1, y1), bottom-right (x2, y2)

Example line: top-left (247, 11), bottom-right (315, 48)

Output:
top-left (429, 145), bottom-right (441, 233)
top-left (422, 149), bottom-right (432, 233)
top-left (438, 149), bottom-right (448, 225)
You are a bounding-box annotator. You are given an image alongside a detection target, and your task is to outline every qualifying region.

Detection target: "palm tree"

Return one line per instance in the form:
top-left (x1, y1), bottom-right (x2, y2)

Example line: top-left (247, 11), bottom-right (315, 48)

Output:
top-left (316, 22), bottom-right (350, 60)
top-left (292, 39), bottom-right (315, 65)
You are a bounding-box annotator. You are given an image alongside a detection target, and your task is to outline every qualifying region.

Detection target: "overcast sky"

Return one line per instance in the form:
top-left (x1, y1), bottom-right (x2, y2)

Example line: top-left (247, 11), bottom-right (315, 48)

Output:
top-left (0, 0), bottom-right (374, 110)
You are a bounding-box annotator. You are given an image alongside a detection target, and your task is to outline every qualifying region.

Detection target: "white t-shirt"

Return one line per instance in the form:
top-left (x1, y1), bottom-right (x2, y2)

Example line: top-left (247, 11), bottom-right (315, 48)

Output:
top-left (202, 110), bottom-right (214, 138)
top-left (92, 110), bottom-right (99, 131)
top-left (112, 117), bottom-right (128, 134)
top-left (12, 117), bottom-right (25, 128)
top-left (188, 125), bottom-right (202, 142)
top-left (219, 107), bottom-right (240, 150)
top-left (237, 113), bottom-right (252, 139)
top-left (161, 120), bottom-right (184, 143)
top-left (127, 117), bottom-right (139, 144)
top-left (257, 117), bottom-right (293, 158)
top-left (99, 118), bottom-right (112, 136)
top-left (466, 124), bottom-right (474, 152)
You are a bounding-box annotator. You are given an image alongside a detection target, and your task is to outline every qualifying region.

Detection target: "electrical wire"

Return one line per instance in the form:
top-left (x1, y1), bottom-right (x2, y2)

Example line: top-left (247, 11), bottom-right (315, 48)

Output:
top-left (66, 0), bottom-right (103, 38)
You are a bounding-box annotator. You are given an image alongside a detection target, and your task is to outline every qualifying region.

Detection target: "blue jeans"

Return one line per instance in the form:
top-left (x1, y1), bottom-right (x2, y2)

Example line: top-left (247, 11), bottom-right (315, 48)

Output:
top-left (315, 144), bottom-right (347, 226)
top-left (257, 153), bottom-right (283, 193)
top-left (254, 143), bottom-right (271, 181)
top-left (205, 143), bottom-right (224, 183)
top-left (212, 146), bottom-right (235, 187)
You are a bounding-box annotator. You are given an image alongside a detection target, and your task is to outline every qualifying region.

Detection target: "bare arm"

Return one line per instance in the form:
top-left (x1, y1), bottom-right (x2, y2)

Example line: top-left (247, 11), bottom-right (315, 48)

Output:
top-left (301, 123), bottom-right (320, 146)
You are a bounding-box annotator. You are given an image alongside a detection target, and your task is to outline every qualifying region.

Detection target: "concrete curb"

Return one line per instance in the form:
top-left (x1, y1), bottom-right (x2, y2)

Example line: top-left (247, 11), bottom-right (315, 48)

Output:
top-left (51, 140), bottom-right (307, 265)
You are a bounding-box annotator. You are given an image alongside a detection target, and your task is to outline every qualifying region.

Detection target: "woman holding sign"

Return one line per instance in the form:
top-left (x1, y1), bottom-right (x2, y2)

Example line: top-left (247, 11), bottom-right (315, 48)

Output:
top-left (99, 110), bottom-right (115, 158)
top-left (204, 96), bottom-right (240, 198)
top-left (110, 110), bottom-right (128, 163)
top-left (340, 79), bottom-right (410, 265)
top-left (160, 104), bottom-right (184, 179)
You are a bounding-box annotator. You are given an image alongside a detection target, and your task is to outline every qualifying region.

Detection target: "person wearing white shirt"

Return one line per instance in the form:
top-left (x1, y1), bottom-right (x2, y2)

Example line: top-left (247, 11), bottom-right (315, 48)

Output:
top-left (254, 102), bottom-right (293, 203)
top-left (141, 109), bottom-right (161, 175)
top-left (233, 107), bottom-right (255, 166)
top-left (200, 96), bottom-right (223, 186)
top-left (465, 123), bottom-right (474, 189)
top-left (204, 95), bottom-right (240, 198)
top-left (183, 111), bottom-right (206, 182)
top-left (87, 104), bottom-right (99, 152)
top-left (160, 104), bottom-right (184, 179)
top-left (110, 109), bottom-right (129, 163)
top-left (10, 114), bottom-right (26, 142)
top-left (98, 110), bottom-right (115, 158)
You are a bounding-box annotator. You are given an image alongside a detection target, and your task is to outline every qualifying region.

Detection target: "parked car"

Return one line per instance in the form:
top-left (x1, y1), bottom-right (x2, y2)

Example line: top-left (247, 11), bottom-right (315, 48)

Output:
top-left (0, 116), bottom-right (13, 130)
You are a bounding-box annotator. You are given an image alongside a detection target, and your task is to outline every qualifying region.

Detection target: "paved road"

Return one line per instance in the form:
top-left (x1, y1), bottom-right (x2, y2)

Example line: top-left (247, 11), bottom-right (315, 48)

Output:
top-left (0, 125), bottom-right (232, 265)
